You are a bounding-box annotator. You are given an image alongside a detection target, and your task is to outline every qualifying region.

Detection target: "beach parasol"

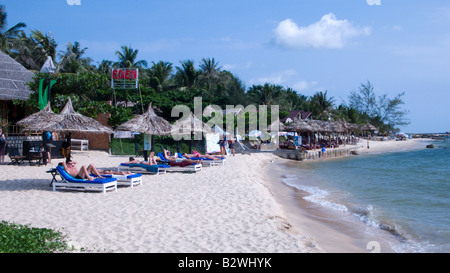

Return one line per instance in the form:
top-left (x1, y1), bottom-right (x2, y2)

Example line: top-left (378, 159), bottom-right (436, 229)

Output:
top-left (285, 119), bottom-right (313, 133)
top-left (171, 111), bottom-right (212, 153)
top-left (116, 102), bottom-right (172, 135)
top-left (16, 101), bottom-right (58, 128)
top-left (116, 102), bottom-right (172, 157)
top-left (268, 120), bottom-right (287, 132)
top-left (22, 97), bottom-right (114, 159)
top-left (359, 122), bottom-right (378, 132)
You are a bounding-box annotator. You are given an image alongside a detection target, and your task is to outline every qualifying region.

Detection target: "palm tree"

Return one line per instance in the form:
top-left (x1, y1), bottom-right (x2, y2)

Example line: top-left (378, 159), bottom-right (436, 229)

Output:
top-left (30, 30), bottom-right (57, 61)
top-left (114, 45), bottom-right (148, 68)
top-left (199, 57), bottom-right (222, 91)
top-left (309, 90), bottom-right (335, 120)
top-left (148, 60), bottom-right (173, 91)
top-left (97, 59), bottom-right (113, 75)
top-left (247, 83), bottom-right (283, 106)
top-left (174, 59), bottom-right (198, 89)
top-left (57, 41), bottom-right (93, 73)
top-left (0, 5), bottom-right (26, 53)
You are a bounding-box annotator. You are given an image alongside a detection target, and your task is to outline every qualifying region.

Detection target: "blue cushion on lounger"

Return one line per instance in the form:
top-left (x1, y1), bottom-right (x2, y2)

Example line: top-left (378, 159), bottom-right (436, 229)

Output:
top-left (56, 166), bottom-right (116, 184)
top-left (101, 173), bottom-right (142, 179)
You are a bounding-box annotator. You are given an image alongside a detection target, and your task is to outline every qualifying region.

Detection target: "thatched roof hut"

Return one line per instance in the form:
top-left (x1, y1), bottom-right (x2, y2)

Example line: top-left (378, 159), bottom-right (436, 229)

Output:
top-left (285, 119), bottom-right (313, 133)
top-left (116, 102), bottom-right (172, 135)
top-left (360, 122), bottom-right (378, 132)
top-left (0, 50), bottom-right (34, 101)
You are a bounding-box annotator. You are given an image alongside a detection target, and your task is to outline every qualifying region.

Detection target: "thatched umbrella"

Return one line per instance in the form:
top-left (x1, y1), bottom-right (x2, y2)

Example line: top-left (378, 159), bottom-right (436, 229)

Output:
top-left (116, 102), bottom-right (172, 135)
top-left (285, 119), bottom-right (313, 133)
top-left (116, 102), bottom-right (172, 157)
top-left (268, 120), bottom-right (287, 132)
top-left (22, 97), bottom-right (114, 159)
top-left (16, 102), bottom-right (58, 128)
top-left (171, 111), bottom-right (212, 153)
top-left (360, 122), bottom-right (378, 132)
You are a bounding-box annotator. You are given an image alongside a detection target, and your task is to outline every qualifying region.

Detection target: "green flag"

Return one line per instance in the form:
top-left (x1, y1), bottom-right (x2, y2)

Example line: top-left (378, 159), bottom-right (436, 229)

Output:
top-left (38, 79), bottom-right (57, 110)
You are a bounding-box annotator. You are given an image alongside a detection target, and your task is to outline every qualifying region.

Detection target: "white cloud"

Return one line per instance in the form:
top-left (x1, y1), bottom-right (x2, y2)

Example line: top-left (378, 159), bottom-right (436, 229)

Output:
top-left (249, 69), bottom-right (297, 86)
top-left (293, 80), bottom-right (318, 92)
top-left (273, 13), bottom-right (371, 49)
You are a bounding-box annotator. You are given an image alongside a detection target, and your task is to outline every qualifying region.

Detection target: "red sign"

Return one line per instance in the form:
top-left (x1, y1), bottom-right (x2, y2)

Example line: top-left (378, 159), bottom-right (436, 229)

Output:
top-left (112, 69), bottom-right (138, 80)
top-left (111, 68), bottom-right (139, 89)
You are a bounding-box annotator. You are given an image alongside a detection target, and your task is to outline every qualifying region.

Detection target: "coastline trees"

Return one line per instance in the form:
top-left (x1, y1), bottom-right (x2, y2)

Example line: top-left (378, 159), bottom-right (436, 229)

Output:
top-left (1, 3), bottom-right (408, 133)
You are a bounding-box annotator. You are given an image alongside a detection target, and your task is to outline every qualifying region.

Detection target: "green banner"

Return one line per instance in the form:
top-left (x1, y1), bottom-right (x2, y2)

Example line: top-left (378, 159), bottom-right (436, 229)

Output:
top-left (38, 79), bottom-right (57, 110)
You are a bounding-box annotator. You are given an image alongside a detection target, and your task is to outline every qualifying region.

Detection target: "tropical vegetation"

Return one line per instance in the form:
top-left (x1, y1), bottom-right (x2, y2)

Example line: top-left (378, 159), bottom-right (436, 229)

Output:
top-left (2, 5), bottom-right (409, 134)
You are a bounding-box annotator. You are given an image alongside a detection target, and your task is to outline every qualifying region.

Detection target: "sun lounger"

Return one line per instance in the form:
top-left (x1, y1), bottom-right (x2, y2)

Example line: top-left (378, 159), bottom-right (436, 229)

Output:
top-left (165, 161), bottom-right (202, 173)
top-left (118, 163), bottom-right (168, 175)
top-left (97, 173), bottom-right (143, 188)
top-left (176, 153), bottom-right (226, 167)
top-left (54, 166), bottom-right (117, 194)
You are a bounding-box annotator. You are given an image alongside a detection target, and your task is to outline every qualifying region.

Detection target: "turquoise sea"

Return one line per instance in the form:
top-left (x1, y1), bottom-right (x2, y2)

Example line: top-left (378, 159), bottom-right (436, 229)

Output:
top-left (280, 137), bottom-right (450, 253)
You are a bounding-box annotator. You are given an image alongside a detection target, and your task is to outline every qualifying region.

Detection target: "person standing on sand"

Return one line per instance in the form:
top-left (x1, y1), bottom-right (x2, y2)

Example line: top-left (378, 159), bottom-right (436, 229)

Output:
top-left (321, 145), bottom-right (327, 158)
top-left (0, 129), bottom-right (6, 163)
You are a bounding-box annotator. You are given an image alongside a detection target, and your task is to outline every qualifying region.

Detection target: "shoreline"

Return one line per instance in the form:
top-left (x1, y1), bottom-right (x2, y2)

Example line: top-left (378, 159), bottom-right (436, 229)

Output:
top-left (265, 138), bottom-right (433, 253)
top-left (0, 137), bottom-right (435, 253)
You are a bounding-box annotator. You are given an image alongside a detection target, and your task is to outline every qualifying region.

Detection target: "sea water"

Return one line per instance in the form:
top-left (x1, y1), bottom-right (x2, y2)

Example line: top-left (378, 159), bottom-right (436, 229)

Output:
top-left (280, 137), bottom-right (450, 253)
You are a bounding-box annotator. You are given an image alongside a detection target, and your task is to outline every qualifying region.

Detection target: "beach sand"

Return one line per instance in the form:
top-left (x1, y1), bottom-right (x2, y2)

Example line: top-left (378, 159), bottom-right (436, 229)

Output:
top-left (0, 138), bottom-right (430, 253)
top-left (0, 150), bottom-right (322, 253)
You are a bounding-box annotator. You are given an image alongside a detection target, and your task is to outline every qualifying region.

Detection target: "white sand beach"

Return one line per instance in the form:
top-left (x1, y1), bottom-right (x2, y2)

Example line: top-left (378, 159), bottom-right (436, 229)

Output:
top-left (0, 150), bottom-right (322, 253)
top-left (0, 138), bottom-right (430, 253)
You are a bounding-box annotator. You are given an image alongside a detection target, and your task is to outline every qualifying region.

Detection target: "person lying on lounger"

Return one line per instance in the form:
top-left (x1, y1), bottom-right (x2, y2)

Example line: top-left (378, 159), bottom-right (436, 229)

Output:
top-left (182, 151), bottom-right (223, 160)
top-left (62, 160), bottom-right (100, 181)
top-left (164, 149), bottom-right (202, 165)
top-left (97, 169), bottom-right (132, 175)
top-left (125, 155), bottom-right (157, 166)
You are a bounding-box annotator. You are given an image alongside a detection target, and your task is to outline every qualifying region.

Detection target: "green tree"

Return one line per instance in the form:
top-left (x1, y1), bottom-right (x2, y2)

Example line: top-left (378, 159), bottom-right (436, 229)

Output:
top-left (0, 5), bottom-right (26, 53)
top-left (174, 59), bottom-right (199, 89)
top-left (198, 57), bottom-right (222, 91)
top-left (114, 45), bottom-right (148, 68)
top-left (148, 60), bottom-right (173, 92)
top-left (308, 90), bottom-right (335, 120)
top-left (58, 41), bottom-right (93, 73)
top-left (247, 83), bottom-right (283, 106)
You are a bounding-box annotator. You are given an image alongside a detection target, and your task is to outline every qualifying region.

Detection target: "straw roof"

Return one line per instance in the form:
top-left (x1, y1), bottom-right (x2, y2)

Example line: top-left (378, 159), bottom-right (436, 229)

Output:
top-left (0, 50), bottom-right (34, 101)
top-left (21, 97), bottom-right (113, 134)
top-left (16, 102), bottom-right (58, 127)
top-left (285, 119), bottom-right (313, 132)
top-left (268, 120), bottom-right (287, 132)
top-left (359, 122), bottom-right (378, 131)
top-left (116, 102), bottom-right (172, 135)
top-left (171, 111), bottom-right (212, 135)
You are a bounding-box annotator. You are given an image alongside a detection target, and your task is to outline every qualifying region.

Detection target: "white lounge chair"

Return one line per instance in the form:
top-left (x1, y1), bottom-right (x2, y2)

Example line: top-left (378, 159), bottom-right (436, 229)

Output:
top-left (54, 166), bottom-right (117, 194)
top-left (118, 163), bottom-right (168, 175)
top-left (99, 173), bottom-right (143, 188)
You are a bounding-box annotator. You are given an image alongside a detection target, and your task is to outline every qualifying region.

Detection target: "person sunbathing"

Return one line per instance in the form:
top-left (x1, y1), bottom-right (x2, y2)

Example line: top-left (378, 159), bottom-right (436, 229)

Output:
top-left (62, 160), bottom-right (100, 181)
top-left (182, 151), bottom-right (223, 160)
top-left (164, 149), bottom-right (202, 165)
top-left (125, 155), bottom-right (157, 165)
top-left (97, 169), bottom-right (132, 175)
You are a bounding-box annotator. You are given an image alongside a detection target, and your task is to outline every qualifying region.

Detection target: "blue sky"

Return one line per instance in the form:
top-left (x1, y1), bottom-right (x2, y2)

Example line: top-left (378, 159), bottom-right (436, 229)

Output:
top-left (3, 0), bottom-right (450, 133)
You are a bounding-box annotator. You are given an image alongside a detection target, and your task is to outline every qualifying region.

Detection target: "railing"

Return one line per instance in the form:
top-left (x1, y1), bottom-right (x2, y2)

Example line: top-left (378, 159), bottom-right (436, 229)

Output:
top-left (7, 124), bottom-right (41, 136)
